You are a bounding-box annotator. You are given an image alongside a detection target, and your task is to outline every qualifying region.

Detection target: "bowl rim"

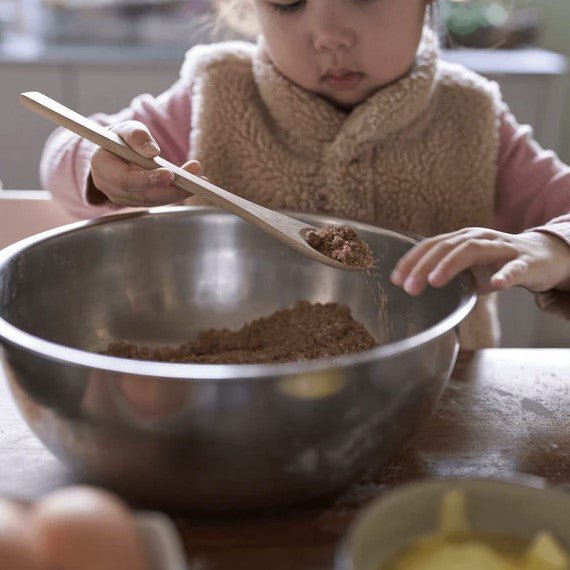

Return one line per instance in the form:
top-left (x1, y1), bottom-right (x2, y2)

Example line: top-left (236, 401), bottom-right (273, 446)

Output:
top-left (0, 206), bottom-right (477, 381)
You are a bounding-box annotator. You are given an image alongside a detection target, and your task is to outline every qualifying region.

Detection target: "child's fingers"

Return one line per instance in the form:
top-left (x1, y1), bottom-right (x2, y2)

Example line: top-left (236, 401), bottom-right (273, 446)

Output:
top-left (392, 228), bottom-right (503, 287)
top-left (95, 152), bottom-right (172, 190)
top-left (391, 239), bottom-right (443, 286)
top-left (395, 236), bottom-right (470, 293)
top-left (490, 259), bottom-right (529, 289)
top-left (181, 160), bottom-right (202, 174)
top-left (92, 150), bottom-right (206, 206)
top-left (426, 240), bottom-right (517, 290)
top-left (176, 160), bottom-right (210, 196)
top-left (92, 150), bottom-right (187, 205)
top-left (110, 121), bottom-right (160, 159)
top-left (118, 185), bottom-right (188, 207)
top-left (181, 160), bottom-right (209, 181)
top-left (103, 169), bottom-right (180, 205)
top-left (391, 230), bottom-right (468, 286)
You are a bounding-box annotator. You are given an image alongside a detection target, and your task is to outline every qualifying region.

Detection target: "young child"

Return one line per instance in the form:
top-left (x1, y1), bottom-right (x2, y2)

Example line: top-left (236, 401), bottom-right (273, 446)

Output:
top-left (40, 0), bottom-right (570, 350)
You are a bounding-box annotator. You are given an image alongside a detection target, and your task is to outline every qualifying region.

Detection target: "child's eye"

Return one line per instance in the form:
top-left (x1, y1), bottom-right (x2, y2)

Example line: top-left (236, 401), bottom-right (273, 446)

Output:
top-left (269, 0), bottom-right (306, 14)
top-left (268, 0), bottom-right (375, 14)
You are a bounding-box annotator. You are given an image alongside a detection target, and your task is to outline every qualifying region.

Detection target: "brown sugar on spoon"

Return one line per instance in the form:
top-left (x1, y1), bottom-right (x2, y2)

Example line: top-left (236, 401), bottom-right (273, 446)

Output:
top-left (306, 225), bottom-right (375, 270)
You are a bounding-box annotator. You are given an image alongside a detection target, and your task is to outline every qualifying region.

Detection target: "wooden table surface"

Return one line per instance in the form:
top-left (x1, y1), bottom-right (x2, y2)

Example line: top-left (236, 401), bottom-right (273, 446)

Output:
top-left (1, 349), bottom-right (569, 569)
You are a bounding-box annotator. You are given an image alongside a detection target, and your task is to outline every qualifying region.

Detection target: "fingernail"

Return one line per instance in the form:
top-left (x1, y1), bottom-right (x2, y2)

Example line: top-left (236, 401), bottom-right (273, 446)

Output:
top-left (390, 270), bottom-right (402, 285)
top-left (404, 277), bottom-right (418, 295)
top-left (143, 141), bottom-right (160, 156)
top-left (493, 273), bottom-right (506, 284)
top-left (151, 170), bottom-right (173, 186)
top-left (428, 270), bottom-right (439, 284)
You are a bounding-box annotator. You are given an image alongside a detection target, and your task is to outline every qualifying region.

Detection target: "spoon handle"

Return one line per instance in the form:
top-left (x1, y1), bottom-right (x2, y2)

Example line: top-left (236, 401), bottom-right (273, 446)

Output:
top-left (20, 91), bottom-right (357, 271)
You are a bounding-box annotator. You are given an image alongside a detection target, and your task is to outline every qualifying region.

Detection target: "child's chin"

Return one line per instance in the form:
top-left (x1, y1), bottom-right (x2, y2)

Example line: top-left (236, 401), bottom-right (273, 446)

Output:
top-left (322, 90), bottom-right (369, 111)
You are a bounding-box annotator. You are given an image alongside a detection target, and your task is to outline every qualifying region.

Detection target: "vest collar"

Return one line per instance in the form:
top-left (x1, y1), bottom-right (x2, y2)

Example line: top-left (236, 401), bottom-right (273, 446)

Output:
top-left (252, 28), bottom-right (439, 160)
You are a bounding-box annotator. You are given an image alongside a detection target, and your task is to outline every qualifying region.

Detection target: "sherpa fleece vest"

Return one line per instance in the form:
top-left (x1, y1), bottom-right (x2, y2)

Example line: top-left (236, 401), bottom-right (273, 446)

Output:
top-left (181, 29), bottom-right (504, 349)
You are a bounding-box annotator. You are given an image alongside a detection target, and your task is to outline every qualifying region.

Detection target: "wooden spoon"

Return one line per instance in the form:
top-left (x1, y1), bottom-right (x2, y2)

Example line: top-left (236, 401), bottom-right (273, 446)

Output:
top-left (20, 91), bottom-right (361, 272)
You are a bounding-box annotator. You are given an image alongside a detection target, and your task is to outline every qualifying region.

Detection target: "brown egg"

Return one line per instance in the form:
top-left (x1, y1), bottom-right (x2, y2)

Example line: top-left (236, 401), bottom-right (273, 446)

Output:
top-left (31, 486), bottom-right (148, 570)
top-left (0, 499), bottom-right (40, 570)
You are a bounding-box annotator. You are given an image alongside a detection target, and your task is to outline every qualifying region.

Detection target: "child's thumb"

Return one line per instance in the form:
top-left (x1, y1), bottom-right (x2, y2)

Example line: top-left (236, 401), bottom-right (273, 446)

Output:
top-left (111, 121), bottom-right (159, 159)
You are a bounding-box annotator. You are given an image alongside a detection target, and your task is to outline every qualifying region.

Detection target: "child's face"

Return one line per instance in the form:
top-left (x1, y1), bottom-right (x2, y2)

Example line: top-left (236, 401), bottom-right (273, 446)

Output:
top-left (254, 0), bottom-right (429, 109)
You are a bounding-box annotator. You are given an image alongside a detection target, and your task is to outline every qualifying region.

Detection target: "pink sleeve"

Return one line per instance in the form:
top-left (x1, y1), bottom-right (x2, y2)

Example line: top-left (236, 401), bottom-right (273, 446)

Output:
top-left (494, 111), bottom-right (570, 241)
top-left (40, 77), bottom-right (193, 219)
top-left (495, 112), bottom-right (570, 319)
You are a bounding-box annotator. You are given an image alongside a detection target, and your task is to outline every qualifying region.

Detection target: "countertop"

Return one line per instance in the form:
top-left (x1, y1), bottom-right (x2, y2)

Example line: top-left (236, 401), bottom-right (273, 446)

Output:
top-left (0, 349), bottom-right (568, 568)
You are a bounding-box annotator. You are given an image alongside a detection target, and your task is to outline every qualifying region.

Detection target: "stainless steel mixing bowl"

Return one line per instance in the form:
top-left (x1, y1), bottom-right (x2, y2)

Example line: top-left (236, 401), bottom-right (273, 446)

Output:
top-left (0, 207), bottom-right (475, 510)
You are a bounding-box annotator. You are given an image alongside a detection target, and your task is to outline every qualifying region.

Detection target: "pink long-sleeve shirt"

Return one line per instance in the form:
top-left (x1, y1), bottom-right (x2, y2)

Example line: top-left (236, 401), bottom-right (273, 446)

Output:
top-left (40, 78), bottom-right (570, 244)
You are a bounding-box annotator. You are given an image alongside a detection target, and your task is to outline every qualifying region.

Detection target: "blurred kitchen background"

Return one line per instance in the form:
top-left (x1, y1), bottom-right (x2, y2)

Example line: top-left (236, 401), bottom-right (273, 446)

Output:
top-left (1, 0), bottom-right (570, 348)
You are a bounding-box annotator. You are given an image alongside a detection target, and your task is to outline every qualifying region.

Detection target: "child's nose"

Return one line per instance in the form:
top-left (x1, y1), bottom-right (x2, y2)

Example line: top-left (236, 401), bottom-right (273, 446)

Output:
top-left (312, 15), bottom-right (356, 52)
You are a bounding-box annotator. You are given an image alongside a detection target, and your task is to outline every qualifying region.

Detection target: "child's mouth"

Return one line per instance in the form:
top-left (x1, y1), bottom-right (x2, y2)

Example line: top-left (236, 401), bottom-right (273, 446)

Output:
top-left (322, 69), bottom-right (364, 92)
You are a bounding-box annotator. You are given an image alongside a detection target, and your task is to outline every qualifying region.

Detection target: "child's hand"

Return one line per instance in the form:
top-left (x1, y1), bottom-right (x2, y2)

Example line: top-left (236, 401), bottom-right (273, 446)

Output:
top-left (90, 120), bottom-right (200, 207)
top-left (390, 228), bottom-right (570, 296)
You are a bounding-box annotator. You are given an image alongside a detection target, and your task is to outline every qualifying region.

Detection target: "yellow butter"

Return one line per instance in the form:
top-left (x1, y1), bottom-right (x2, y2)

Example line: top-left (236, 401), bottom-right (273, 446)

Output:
top-left (385, 490), bottom-right (569, 570)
